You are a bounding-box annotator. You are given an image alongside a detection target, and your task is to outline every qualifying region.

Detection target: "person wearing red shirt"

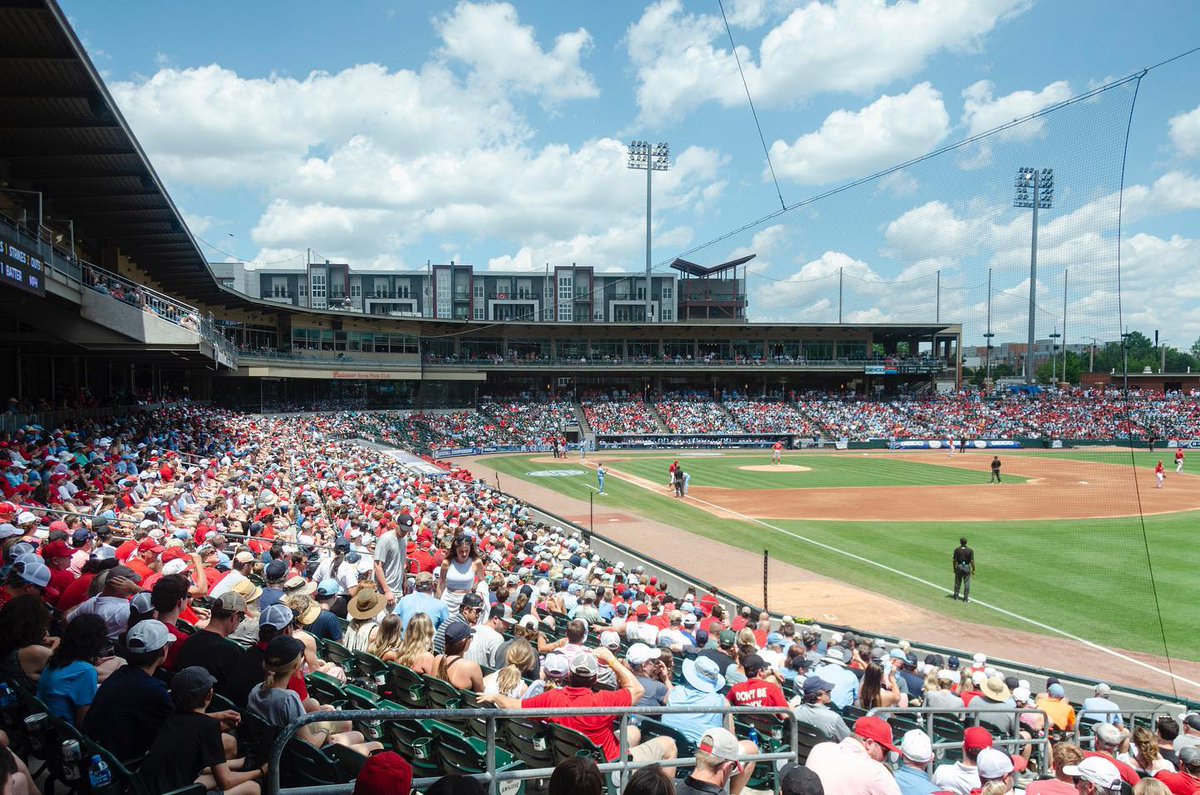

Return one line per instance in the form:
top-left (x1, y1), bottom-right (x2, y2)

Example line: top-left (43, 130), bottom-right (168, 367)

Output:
top-left (731, 606), bottom-right (752, 632)
top-left (127, 538), bottom-right (164, 582)
top-left (481, 647), bottom-right (676, 766)
top-left (725, 655), bottom-right (789, 715)
top-left (1085, 723), bottom-right (1141, 789)
top-left (1157, 746), bottom-right (1200, 794)
top-left (38, 540), bottom-right (77, 607)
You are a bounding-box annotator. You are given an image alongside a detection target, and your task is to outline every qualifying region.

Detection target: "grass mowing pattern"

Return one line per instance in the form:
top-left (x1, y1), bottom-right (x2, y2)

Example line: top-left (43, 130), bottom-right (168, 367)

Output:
top-left (603, 452), bottom-right (1028, 489)
top-left (488, 452), bottom-right (1193, 662)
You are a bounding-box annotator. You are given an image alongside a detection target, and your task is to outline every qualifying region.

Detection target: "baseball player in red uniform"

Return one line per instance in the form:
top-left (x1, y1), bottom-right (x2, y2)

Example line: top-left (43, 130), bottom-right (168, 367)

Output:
top-left (772, 441), bottom-right (783, 465)
top-left (1176, 447), bottom-right (1185, 473)
top-left (1155, 460), bottom-right (1165, 488)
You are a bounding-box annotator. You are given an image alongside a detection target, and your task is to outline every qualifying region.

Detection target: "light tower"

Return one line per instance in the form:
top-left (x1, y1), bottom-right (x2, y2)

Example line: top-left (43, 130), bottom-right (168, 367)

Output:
top-left (1014, 167), bottom-right (1054, 383)
top-left (627, 141), bottom-right (670, 323)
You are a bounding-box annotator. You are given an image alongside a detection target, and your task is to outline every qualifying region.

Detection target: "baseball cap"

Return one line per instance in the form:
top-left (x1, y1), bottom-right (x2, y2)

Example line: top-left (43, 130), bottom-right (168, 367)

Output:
top-left (230, 578), bottom-right (263, 604)
top-left (698, 728), bottom-right (742, 772)
top-left (778, 763), bottom-right (824, 795)
top-left (570, 651), bottom-right (600, 677)
top-left (822, 646), bottom-right (847, 665)
top-left (264, 560), bottom-right (288, 581)
top-left (963, 726), bottom-right (994, 753)
top-left (1062, 756), bottom-right (1121, 791)
top-left (542, 652), bottom-right (569, 679)
top-left (1093, 722), bottom-right (1121, 746)
top-left (315, 578), bottom-right (340, 597)
top-left (352, 751), bottom-right (413, 795)
top-left (16, 560), bottom-right (51, 588)
top-left (1048, 683), bottom-right (1066, 698)
top-left (718, 630), bottom-right (736, 647)
top-left (414, 572), bottom-right (435, 588)
top-left (444, 622), bottom-right (475, 645)
top-left (130, 592), bottom-right (154, 615)
top-left (71, 528), bottom-right (91, 545)
top-left (0, 524), bottom-right (20, 541)
top-left (39, 540), bottom-right (71, 560)
top-left (854, 717), bottom-right (899, 753)
top-left (283, 575), bottom-right (317, 595)
top-left (626, 643), bottom-right (661, 666)
top-left (1094, 682), bottom-right (1111, 696)
top-left (937, 668), bottom-right (956, 682)
top-left (259, 603), bottom-right (295, 630)
top-left (460, 592), bottom-right (484, 610)
top-left (976, 747), bottom-right (1015, 779)
top-left (211, 592), bottom-right (248, 615)
top-left (137, 538), bottom-right (164, 555)
top-left (126, 619), bottom-right (174, 653)
top-left (900, 729), bottom-right (933, 763)
top-left (264, 635), bottom-right (306, 667)
top-left (599, 630), bottom-right (621, 649)
top-left (766, 632), bottom-right (785, 647)
top-left (171, 666), bottom-right (217, 696)
top-left (802, 677), bottom-right (833, 698)
top-left (233, 550), bottom-right (256, 565)
top-left (1178, 746), bottom-right (1200, 769)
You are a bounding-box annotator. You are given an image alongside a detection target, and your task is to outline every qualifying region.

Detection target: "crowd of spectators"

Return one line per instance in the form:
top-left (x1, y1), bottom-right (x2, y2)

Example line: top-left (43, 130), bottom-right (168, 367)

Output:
top-left (582, 392), bottom-right (660, 435)
top-left (655, 392), bottom-right (742, 435)
top-left (0, 402), bottom-right (1192, 795)
top-left (478, 398), bottom-right (575, 446)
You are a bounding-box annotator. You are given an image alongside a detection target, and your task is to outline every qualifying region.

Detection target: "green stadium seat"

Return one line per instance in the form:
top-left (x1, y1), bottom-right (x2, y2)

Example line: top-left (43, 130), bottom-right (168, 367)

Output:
top-left (326, 742), bottom-right (371, 778)
top-left (305, 671), bottom-right (348, 707)
top-left (236, 710), bottom-right (280, 770)
top-left (502, 717), bottom-right (555, 775)
top-left (547, 723), bottom-right (605, 765)
top-left (424, 675), bottom-right (465, 711)
top-left (280, 737), bottom-right (353, 788)
top-left (319, 638), bottom-right (357, 677)
top-left (353, 650), bottom-right (390, 690)
top-left (385, 662), bottom-right (428, 708)
top-left (387, 717), bottom-right (441, 780)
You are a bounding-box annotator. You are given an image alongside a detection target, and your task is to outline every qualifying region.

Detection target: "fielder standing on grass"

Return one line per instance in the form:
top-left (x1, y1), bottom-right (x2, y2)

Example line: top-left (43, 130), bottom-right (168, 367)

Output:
top-left (951, 537), bottom-right (974, 603)
top-left (596, 463), bottom-right (606, 495)
top-left (1176, 446), bottom-right (1185, 473)
top-left (1155, 460), bottom-right (1165, 489)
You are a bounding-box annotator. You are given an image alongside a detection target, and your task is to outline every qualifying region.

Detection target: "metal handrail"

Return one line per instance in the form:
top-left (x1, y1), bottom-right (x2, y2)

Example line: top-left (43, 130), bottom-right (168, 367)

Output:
top-left (1071, 708), bottom-right (1179, 748)
top-left (267, 704), bottom-right (800, 795)
top-left (868, 706), bottom-right (1053, 777)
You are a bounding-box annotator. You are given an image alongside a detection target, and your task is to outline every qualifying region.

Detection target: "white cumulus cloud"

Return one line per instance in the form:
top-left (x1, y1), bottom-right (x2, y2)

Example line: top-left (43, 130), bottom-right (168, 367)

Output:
top-left (768, 83), bottom-right (950, 184)
top-left (1169, 104), bottom-right (1200, 160)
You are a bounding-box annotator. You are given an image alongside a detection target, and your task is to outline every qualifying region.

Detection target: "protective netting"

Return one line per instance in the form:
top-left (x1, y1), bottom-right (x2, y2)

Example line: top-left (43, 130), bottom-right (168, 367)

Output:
top-left (667, 75), bottom-right (1198, 695)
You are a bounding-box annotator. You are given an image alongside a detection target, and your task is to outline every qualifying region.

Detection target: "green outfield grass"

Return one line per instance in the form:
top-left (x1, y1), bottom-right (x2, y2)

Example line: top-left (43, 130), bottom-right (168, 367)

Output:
top-left (487, 451), bottom-right (1199, 662)
top-left (600, 451), bottom-right (1029, 489)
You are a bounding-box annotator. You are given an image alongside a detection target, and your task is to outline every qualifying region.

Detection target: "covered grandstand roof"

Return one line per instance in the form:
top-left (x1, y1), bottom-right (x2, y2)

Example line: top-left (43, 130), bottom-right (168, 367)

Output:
top-left (670, 254), bottom-right (755, 277)
top-left (0, 0), bottom-right (237, 307)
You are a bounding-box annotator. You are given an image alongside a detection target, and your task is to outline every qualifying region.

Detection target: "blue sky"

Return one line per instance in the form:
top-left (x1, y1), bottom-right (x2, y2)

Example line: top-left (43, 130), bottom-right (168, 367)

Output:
top-left (62, 0), bottom-right (1200, 347)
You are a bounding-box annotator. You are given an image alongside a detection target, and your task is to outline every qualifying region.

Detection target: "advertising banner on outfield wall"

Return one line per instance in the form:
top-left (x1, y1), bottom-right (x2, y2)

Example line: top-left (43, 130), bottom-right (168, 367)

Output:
top-left (1167, 440), bottom-right (1200, 448)
top-left (890, 439), bottom-right (1024, 450)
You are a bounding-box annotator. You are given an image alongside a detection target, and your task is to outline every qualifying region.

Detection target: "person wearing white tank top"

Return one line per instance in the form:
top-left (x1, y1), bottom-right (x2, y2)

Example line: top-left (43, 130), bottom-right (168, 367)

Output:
top-left (438, 535), bottom-right (484, 613)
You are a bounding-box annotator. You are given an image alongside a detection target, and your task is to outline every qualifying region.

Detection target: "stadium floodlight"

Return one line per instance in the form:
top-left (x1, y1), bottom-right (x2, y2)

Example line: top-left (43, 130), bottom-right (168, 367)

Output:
top-left (628, 141), bottom-right (670, 323)
top-left (1014, 167), bottom-right (1053, 383)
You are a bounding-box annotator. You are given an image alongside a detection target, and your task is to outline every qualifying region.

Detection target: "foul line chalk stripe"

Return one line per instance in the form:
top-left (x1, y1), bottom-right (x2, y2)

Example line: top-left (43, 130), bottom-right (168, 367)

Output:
top-left (675, 490), bottom-right (1200, 691)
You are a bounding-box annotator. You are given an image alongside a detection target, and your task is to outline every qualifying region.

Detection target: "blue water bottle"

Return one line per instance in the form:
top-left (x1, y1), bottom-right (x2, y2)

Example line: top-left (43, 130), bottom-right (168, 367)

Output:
top-left (88, 754), bottom-right (112, 789)
top-left (748, 727), bottom-right (760, 748)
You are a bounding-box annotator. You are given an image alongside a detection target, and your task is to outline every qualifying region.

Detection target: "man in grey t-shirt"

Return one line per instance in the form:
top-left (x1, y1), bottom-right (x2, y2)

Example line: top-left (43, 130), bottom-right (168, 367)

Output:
top-left (373, 513), bottom-right (411, 608)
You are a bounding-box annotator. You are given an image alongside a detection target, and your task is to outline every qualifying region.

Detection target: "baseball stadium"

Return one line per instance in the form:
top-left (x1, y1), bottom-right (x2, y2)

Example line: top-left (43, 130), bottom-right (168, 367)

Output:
top-left (2, 2), bottom-right (1200, 793)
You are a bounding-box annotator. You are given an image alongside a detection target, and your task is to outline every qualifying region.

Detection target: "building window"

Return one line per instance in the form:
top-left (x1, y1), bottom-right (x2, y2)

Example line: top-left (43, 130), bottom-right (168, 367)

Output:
top-left (662, 308), bottom-right (673, 321)
top-left (311, 272), bottom-right (326, 299)
top-left (298, 281), bottom-right (307, 298)
top-left (661, 285), bottom-right (673, 300)
top-left (558, 306), bottom-right (572, 321)
top-left (474, 282), bottom-right (485, 298)
top-left (474, 306), bottom-right (485, 320)
top-left (350, 282), bottom-right (361, 298)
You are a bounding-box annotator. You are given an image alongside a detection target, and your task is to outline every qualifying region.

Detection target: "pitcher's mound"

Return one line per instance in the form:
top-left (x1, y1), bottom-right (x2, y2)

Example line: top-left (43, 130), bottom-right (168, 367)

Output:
top-left (738, 464), bottom-right (812, 473)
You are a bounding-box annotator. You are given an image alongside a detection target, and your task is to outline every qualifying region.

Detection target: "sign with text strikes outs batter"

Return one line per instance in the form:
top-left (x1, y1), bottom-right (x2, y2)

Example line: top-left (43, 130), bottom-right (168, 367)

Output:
top-left (0, 231), bottom-right (46, 297)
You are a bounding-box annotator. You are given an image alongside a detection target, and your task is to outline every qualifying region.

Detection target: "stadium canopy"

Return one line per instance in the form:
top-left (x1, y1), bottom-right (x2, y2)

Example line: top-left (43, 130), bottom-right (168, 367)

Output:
top-left (0, 0), bottom-right (243, 308)
top-left (669, 254), bottom-right (756, 278)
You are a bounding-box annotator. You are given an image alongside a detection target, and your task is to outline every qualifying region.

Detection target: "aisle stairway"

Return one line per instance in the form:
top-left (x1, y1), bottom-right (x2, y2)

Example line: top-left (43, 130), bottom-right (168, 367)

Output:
top-left (647, 401), bottom-right (671, 433)
top-left (572, 402), bottom-right (591, 435)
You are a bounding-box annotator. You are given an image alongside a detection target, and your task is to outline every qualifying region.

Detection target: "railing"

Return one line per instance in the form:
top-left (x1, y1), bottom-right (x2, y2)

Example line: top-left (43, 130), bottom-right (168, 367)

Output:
top-left (868, 706), bottom-right (1053, 777)
top-left (0, 400), bottom-right (192, 434)
top-left (267, 704), bottom-right (797, 795)
top-left (420, 355), bottom-right (949, 370)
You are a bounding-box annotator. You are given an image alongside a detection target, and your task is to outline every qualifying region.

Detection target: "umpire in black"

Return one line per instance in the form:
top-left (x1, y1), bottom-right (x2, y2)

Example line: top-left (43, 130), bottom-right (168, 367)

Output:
top-left (951, 537), bottom-right (975, 603)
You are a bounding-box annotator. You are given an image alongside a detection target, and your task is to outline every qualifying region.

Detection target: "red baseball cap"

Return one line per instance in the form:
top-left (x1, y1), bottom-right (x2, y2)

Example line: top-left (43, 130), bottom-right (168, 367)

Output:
top-left (161, 547), bottom-right (190, 564)
top-left (40, 540), bottom-right (72, 560)
top-left (963, 726), bottom-right (994, 753)
top-left (854, 717), bottom-right (900, 754)
top-left (352, 750), bottom-right (412, 795)
top-left (138, 538), bottom-right (165, 555)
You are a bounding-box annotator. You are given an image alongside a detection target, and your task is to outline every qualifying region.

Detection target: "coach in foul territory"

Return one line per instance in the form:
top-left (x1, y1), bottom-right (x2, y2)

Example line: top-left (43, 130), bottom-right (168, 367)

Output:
top-left (951, 537), bottom-right (975, 603)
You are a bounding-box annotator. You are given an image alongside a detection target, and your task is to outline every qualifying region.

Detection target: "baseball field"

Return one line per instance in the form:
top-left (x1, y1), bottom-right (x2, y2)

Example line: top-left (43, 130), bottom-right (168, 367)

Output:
top-left (480, 447), bottom-right (1200, 666)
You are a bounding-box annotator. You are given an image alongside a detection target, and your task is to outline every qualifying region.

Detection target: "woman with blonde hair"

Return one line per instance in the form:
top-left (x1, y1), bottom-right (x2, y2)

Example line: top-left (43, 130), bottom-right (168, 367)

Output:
top-left (247, 635), bottom-right (381, 755)
top-left (367, 614), bottom-right (404, 663)
top-left (1132, 779), bottom-right (1172, 795)
top-left (395, 613), bottom-right (438, 675)
top-left (1120, 725), bottom-right (1176, 775)
top-left (483, 639), bottom-right (535, 698)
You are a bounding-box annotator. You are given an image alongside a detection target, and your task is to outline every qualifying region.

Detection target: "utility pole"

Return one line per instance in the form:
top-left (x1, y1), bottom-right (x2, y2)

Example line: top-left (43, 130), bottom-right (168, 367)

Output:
top-left (838, 267), bottom-right (844, 324)
top-left (1061, 269), bottom-right (1068, 382)
top-left (984, 268), bottom-right (994, 386)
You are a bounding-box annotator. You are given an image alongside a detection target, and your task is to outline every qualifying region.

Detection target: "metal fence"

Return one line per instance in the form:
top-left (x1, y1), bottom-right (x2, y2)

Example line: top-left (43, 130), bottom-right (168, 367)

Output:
top-left (867, 706), bottom-right (1053, 777)
top-left (267, 704), bottom-right (800, 795)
